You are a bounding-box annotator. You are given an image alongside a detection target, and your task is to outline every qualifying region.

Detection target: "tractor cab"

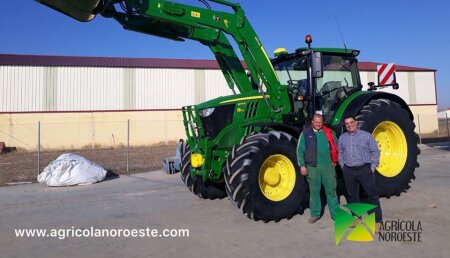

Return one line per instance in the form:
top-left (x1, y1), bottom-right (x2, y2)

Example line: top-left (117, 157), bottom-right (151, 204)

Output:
top-left (272, 45), bottom-right (362, 124)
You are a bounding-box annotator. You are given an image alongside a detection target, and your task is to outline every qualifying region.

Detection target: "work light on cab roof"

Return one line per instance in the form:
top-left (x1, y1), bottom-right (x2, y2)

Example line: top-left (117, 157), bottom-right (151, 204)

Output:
top-left (273, 48), bottom-right (288, 57)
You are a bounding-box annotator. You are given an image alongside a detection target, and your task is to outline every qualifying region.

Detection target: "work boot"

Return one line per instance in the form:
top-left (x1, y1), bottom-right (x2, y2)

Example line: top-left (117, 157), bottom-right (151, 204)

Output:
top-left (350, 218), bottom-right (360, 228)
top-left (308, 217), bottom-right (319, 224)
top-left (375, 222), bottom-right (382, 234)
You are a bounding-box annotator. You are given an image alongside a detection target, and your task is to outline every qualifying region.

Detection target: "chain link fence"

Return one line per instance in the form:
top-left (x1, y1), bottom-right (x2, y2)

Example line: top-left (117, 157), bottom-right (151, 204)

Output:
top-left (1, 113), bottom-right (449, 184)
top-left (0, 118), bottom-right (182, 185)
top-left (415, 113), bottom-right (450, 144)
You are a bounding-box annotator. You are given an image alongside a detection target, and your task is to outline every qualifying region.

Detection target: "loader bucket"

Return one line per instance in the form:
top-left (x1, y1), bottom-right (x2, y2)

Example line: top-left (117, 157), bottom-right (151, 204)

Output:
top-left (35, 0), bottom-right (101, 22)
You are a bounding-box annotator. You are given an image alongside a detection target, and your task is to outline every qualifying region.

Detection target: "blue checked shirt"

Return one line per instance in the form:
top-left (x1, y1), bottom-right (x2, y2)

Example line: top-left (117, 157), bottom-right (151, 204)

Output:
top-left (338, 129), bottom-right (380, 171)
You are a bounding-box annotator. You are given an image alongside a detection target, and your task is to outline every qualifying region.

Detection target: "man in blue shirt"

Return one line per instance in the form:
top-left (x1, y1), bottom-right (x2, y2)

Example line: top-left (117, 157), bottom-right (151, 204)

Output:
top-left (338, 115), bottom-right (383, 233)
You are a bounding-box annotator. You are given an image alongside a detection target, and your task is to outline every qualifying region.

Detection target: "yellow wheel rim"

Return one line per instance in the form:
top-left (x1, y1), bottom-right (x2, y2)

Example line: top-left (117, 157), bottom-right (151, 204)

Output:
top-left (258, 154), bottom-right (296, 201)
top-left (373, 121), bottom-right (407, 177)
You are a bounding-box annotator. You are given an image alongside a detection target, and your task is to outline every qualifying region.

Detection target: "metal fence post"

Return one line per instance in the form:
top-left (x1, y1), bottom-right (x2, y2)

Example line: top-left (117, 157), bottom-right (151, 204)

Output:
top-left (92, 118), bottom-right (95, 149)
top-left (37, 121), bottom-right (41, 176)
top-left (127, 119), bottom-right (130, 173)
top-left (437, 116), bottom-right (440, 135)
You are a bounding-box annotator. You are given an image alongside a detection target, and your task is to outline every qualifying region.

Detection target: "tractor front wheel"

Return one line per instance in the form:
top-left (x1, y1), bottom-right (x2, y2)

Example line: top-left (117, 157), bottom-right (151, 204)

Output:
top-left (180, 141), bottom-right (227, 200)
top-left (225, 131), bottom-right (308, 222)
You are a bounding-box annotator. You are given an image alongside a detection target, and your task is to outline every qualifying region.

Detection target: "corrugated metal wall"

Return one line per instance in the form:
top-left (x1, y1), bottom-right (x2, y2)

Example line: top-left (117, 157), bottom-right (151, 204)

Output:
top-left (413, 72), bottom-right (436, 104)
top-left (0, 66), bottom-right (44, 112)
top-left (359, 71), bottom-right (436, 105)
top-left (205, 70), bottom-right (236, 100)
top-left (135, 68), bottom-right (196, 109)
top-left (0, 66), bottom-right (239, 112)
top-left (57, 67), bottom-right (124, 111)
top-left (0, 66), bottom-right (436, 112)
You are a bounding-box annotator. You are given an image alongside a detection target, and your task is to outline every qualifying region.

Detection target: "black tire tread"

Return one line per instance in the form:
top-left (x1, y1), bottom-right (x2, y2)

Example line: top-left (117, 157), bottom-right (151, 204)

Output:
top-left (225, 131), bottom-right (308, 222)
top-left (180, 141), bottom-right (227, 200)
top-left (356, 98), bottom-right (419, 197)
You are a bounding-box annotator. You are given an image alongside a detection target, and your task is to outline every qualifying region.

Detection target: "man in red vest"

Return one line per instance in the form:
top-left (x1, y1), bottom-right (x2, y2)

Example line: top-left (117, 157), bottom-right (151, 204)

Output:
top-left (297, 113), bottom-right (339, 223)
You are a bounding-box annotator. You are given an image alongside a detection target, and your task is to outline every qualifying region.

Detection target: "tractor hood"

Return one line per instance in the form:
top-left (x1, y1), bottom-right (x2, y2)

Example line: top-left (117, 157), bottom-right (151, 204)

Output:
top-left (196, 93), bottom-right (268, 110)
top-left (35, 0), bottom-right (101, 22)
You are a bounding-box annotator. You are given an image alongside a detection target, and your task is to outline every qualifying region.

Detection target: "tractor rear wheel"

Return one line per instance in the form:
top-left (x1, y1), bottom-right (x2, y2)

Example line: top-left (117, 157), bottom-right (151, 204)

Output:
top-left (225, 131), bottom-right (308, 222)
top-left (356, 98), bottom-right (419, 197)
top-left (180, 141), bottom-right (227, 200)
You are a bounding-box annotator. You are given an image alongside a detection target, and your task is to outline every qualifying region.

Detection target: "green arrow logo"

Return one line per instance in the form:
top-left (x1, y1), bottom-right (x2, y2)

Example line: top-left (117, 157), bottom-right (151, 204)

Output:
top-left (335, 203), bottom-right (377, 246)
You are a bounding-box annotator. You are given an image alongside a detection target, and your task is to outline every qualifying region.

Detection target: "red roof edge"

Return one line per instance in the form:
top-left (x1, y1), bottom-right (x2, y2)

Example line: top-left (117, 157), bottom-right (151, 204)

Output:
top-left (0, 54), bottom-right (436, 71)
top-left (357, 61), bottom-right (435, 72)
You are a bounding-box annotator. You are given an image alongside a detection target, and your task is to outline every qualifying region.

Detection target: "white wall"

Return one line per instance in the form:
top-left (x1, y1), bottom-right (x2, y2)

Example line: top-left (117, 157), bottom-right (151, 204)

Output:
top-left (57, 67), bottom-right (124, 111)
top-left (359, 71), bottom-right (436, 105)
top-left (0, 66), bottom-right (436, 112)
top-left (136, 68), bottom-right (196, 109)
top-left (204, 69), bottom-right (235, 101)
top-left (0, 66), bottom-right (44, 112)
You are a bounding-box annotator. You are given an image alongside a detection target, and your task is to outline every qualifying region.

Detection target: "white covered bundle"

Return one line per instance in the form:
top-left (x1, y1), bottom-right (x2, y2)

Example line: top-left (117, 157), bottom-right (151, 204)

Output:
top-left (38, 153), bottom-right (107, 186)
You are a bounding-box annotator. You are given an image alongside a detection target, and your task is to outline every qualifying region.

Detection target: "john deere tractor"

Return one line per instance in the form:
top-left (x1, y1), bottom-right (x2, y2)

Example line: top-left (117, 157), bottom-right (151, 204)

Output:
top-left (38, 0), bottom-right (419, 221)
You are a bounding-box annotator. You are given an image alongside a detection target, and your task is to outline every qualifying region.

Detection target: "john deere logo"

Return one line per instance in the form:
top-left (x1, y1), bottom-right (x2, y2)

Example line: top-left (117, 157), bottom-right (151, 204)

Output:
top-left (335, 203), bottom-right (377, 246)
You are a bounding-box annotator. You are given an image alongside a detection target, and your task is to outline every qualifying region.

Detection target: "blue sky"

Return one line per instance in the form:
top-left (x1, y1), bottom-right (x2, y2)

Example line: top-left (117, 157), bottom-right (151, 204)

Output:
top-left (1, 0), bottom-right (449, 109)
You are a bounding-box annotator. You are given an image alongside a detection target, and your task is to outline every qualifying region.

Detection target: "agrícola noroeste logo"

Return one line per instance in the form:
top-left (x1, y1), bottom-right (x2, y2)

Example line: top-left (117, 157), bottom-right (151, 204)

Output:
top-left (334, 203), bottom-right (377, 246)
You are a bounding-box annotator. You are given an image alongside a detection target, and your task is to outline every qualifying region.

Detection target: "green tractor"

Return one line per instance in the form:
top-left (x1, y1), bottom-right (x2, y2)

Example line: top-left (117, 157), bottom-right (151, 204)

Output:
top-left (38, 0), bottom-right (419, 221)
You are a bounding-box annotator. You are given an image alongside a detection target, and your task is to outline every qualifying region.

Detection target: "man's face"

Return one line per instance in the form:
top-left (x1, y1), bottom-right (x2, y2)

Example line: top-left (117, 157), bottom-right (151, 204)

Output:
top-left (312, 116), bottom-right (323, 131)
top-left (344, 117), bottom-right (358, 133)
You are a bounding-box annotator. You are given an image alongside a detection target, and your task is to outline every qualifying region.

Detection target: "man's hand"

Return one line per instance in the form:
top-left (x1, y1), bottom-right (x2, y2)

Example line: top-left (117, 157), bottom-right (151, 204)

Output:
top-left (300, 166), bottom-right (308, 176)
top-left (332, 162), bottom-right (337, 167)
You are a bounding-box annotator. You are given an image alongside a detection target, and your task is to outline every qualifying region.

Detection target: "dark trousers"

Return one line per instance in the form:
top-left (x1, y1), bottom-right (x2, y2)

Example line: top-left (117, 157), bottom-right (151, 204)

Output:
top-left (342, 164), bottom-right (383, 222)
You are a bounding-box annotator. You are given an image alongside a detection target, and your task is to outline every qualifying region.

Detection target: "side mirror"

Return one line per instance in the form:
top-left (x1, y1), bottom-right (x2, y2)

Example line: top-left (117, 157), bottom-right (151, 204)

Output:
top-left (311, 52), bottom-right (323, 78)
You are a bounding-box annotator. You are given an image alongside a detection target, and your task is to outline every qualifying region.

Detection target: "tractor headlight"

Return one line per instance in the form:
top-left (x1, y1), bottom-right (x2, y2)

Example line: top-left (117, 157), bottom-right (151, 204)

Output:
top-left (191, 153), bottom-right (204, 168)
top-left (199, 107), bottom-right (215, 117)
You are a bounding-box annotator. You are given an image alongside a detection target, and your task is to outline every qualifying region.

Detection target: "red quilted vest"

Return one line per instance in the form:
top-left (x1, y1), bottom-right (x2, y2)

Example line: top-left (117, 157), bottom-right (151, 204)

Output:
top-left (322, 125), bottom-right (339, 163)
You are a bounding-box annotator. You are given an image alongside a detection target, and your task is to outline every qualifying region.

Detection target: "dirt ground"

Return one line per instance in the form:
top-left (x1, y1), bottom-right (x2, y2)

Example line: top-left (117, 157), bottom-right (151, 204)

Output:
top-left (1, 144), bottom-right (449, 257)
top-left (0, 143), bottom-right (177, 185)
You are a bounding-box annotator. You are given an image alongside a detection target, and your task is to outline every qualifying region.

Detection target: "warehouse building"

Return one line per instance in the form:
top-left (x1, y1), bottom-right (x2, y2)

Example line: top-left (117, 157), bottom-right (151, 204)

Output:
top-left (0, 54), bottom-right (438, 150)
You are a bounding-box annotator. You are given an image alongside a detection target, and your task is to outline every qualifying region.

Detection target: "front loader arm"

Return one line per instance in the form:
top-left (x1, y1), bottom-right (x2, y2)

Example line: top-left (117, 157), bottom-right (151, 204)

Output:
top-left (36, 0), bottom-right (289, 112)
top-left (109, 8), bottom-right (251, 94)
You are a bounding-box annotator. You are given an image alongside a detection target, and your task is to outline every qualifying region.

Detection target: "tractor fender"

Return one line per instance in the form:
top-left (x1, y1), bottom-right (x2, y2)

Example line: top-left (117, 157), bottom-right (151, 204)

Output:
top-left (331, 92), bottom-right (413, 136)
top-left (246, 122), bottom-right (302, 139)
